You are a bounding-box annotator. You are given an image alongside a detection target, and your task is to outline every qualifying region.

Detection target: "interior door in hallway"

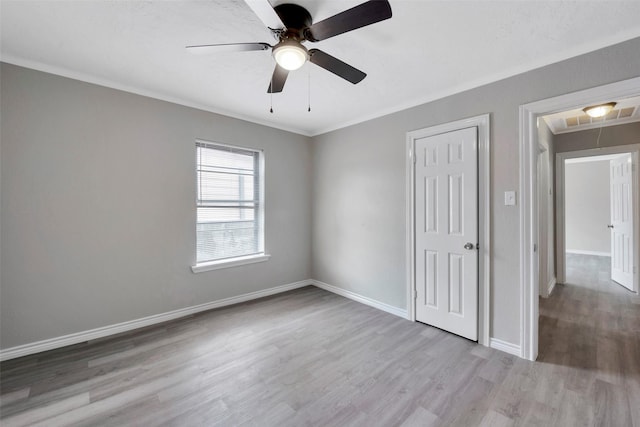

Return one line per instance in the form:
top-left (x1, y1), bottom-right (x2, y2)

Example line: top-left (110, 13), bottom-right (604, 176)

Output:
top-left (414, 127), bottom-right (478, 341)
top-left (610, 153), bottom-right (634, 291)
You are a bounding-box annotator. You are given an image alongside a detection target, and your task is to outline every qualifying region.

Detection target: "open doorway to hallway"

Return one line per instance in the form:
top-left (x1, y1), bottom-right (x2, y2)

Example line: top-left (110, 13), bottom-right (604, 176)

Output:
top-left (534, 97), bottom-right (640, 304)
top-left (520, 76), bottom-right (640, 363)
top-left (552, 142), bottom-right (639, 296)
top-left (563, 153), bottom-right (635, 293)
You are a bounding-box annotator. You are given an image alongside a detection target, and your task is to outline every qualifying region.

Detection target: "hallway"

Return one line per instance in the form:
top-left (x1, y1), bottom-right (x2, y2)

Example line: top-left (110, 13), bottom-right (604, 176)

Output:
top-left (538, 253), bottom-right (640, 425)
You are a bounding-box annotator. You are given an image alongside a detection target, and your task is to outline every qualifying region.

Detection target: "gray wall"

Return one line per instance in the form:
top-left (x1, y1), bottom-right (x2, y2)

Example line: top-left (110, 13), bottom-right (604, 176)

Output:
top-left (3, 37), bottom-right (640, 352)
top-left (537, 120), bottom-right (556, 292)
top-left (565, 161), bottom-right (611, 254)
top-left (555, 121), bottom-right (640, 153)
top-left (311, 37), bottom-right (640, 345)
top-left (0, 63), bottom-right (312, 349)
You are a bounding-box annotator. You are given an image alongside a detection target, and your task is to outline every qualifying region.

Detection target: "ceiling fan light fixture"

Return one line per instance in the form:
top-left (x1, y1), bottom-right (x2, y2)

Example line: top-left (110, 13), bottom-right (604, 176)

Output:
top-left (273, 40), bottom-right (308, 71)
top-left (583, 102), bottom-right (616, 118)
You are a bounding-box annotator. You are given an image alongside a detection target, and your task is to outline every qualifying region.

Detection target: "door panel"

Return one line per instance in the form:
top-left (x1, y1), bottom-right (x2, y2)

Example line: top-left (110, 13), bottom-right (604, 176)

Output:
top-left (610, 154), bottom-right (634, 291)
top-left (449, 174), bottom-right (464, 235)
top-left (424, 250), bottom-right (438, 307)
top-left (448, 253), bottom-right (463, 315)
top-left (415, 127), bottom-right (478, 340)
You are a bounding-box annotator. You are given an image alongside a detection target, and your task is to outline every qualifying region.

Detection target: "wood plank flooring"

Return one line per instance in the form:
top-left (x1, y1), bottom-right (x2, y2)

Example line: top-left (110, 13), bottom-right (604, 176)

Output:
top-left (1, 254), bottom-right (639, 426)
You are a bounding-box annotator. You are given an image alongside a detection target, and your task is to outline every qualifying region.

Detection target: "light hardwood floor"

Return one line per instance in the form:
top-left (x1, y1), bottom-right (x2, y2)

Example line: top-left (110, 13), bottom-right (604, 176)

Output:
top-left (1, 255), bottom-right (639, 426)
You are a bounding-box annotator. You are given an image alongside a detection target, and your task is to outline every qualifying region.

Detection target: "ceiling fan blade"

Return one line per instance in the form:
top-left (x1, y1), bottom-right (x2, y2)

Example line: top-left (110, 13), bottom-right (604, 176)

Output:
top-left (186, 43), bottom-right (270, 54)
top-left (305, 0), bottom-right (392, 42)
top-left (267, 65), bottom-right (289, 93)
top-left (309, 49), bottom-right (366, 84)
top-left (245, 0), bottom-right (285, 29)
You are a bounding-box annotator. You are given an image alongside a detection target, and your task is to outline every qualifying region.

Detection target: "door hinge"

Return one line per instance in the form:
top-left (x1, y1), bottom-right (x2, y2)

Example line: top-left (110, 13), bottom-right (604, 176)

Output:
top-left (414, 290), bottom-right (418, 300)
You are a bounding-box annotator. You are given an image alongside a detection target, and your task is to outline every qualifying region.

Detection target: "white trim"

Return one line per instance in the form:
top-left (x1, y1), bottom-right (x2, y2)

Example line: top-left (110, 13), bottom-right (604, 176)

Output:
top-left (547, 278), bottom-right (557, 297)
top-left (489, 338), bottom-right (521, 357)
top-left (7, 24), bottom-right (640, 138)
top-left (195, 138), bottom-right (265, 153)
top-left (308, 30), bottom-right (640, 136)
top-left (519, 104), bottom-right (538, 361)
top-left (565, 154), bottom-right (623, 164)
top-left (0, 279), bottom-right (312, 361)
top-left (555, 144), bottom-right (640, 286)
top-left (479, 115), bottom-right (491, 348)
top-left (406, 132), bottom-right (416, 323)
top-left (405, 114), bottom-right (491, 346)
top-left (191, 254), bottom-right (271, 273)
top-left (519, 76), bottom-right (640, 361)
top-left (0, 55), bottom-right (313, 137)
top-left (555, 153), bottom-right (566, 285)
top-left (565, 249), bottom-right (611, 257)
top-left (312, 280), bottom-right (409, 319)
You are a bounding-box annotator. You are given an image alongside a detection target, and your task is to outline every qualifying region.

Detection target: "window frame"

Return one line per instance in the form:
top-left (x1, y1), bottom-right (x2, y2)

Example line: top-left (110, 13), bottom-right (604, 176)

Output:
top-left (191, 139), bottom-right (269, 273)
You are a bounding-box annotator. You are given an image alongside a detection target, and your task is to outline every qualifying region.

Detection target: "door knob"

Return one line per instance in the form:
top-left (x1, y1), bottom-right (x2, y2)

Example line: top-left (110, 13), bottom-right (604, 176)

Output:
top-left (607, 224), bottom-right (614, 229)
top-left (464, 242), bottom-right (475, 250)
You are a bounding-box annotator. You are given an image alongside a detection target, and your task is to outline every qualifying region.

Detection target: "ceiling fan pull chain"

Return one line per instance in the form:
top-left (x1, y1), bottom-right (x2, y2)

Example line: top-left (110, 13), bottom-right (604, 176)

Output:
top-left (270, 73), bottom-right (274, 113)
top-left (308, 63), bottom-right (311, 112)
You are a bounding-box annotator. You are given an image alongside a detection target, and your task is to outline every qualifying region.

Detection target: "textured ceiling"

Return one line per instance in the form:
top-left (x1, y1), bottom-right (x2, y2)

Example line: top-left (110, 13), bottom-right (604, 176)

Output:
top-left (2, 0), bottom-right (640, 136)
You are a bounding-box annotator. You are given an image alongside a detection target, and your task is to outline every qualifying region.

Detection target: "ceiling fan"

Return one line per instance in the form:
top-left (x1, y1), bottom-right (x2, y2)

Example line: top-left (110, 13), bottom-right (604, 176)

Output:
top-left (186, 0), bottom-right (392, 93)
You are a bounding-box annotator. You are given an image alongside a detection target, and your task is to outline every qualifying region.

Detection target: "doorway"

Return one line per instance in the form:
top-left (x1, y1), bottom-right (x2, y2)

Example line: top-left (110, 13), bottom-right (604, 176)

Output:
top-left (519, 76), bottom-right (640, 361)
top-left (556, 150), bottom-right (638, 293)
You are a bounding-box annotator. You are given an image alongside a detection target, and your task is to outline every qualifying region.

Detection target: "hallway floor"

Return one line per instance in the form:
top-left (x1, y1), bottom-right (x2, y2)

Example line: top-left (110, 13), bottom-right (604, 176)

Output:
top-left (538, 253), bottom-right (640, 426)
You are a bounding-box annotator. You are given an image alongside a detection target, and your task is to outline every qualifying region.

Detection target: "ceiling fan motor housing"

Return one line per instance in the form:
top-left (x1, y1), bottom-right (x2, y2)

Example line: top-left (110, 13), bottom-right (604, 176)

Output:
top-left (273, 3), bottom-right (312, 40)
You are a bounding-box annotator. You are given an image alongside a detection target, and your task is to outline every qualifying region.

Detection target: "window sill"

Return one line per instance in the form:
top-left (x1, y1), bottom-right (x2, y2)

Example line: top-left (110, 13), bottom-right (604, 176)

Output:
top-left (191, 254), bottom-right (271, 273)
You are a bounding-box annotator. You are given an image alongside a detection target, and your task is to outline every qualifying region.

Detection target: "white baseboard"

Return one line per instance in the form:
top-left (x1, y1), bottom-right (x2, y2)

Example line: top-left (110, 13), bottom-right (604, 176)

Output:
top-left (566, 249), bottom-right (611, 257)
top-left (0, 279), bottom-right (313, 362)
top-left (312, 280), bottom-right (408, 319)
top-left (547, 277), bottom-right (557, 296)
top-left (3, 277), bottom-right (511, 361)
top-left (489, 338), bottom-right (521, 357)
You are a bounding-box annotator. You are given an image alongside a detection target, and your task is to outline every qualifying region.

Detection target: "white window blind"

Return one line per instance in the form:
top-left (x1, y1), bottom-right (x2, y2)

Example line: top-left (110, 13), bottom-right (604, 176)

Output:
top-left (196, 141), bottom-right (263, 264)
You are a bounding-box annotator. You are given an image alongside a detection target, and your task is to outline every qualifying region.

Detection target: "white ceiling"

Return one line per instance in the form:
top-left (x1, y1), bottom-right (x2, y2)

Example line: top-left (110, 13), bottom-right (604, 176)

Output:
top-left (2, 0), bottom-right (640, 136)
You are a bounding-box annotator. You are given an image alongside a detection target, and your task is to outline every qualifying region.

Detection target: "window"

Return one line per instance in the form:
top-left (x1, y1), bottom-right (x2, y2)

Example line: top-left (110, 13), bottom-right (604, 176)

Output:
top-left (193, 141), bottom-right (267, 271)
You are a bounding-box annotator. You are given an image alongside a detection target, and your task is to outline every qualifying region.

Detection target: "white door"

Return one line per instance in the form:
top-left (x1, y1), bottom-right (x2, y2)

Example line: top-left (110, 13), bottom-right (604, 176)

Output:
top-left (414, 127), bottom-right (478, 340)
top-left (610, 154), bottom-right (634, 291)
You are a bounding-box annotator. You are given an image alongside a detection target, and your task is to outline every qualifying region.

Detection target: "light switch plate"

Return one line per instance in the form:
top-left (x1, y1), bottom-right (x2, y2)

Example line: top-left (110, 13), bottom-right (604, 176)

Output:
top-left (504, 191), bottom-right (517, 206)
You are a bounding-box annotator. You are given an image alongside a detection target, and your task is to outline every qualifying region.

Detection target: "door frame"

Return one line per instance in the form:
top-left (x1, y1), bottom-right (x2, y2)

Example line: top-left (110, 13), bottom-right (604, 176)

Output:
top-left (519, 76), bottom-right (640, 361)
top-left (537, 142), bottom-right (555, 299)
top-left (555, 145), bottom-right (640, 289)
top-left (406, 113), bottom-right (491, 347)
